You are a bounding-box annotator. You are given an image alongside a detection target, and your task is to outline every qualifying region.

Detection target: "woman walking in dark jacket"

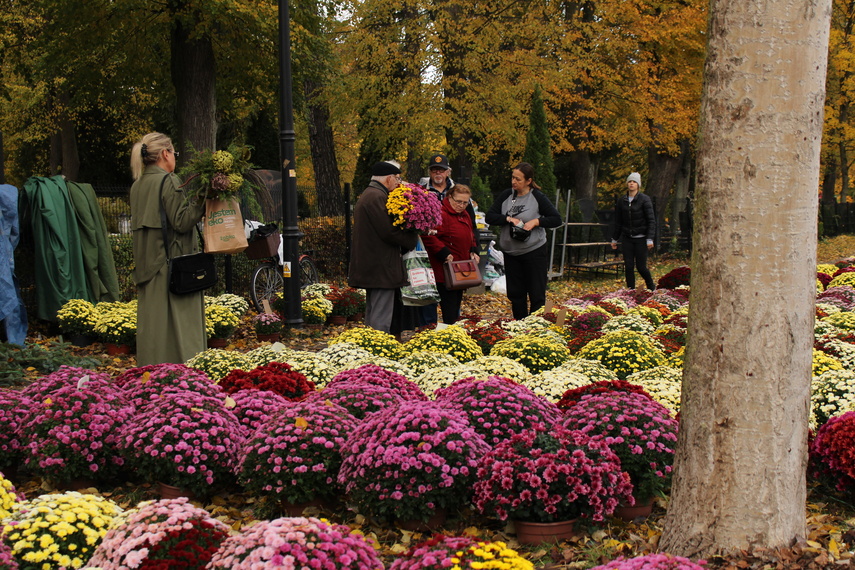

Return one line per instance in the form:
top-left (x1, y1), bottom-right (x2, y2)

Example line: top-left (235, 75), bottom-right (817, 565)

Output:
top-left (611, 172), bottom-right (656, 290)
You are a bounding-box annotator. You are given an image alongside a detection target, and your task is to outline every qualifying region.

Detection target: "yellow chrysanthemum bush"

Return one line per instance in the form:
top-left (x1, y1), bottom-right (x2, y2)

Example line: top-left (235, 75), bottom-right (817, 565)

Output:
top-left (204, 303), bottom-right (241, 339)
top-left (490, 333), bottom-right (570, 374)
top-left (625, 365), bottom-right (684, 415)
top-left (814, 349), bottom-right (844, 378)
top-left (822, 311), bottom-right (855, 332)
top-left (93, 301), bottom-right (138, 345)
top-left (388, 535), bottom-right (534, 570)
top-left (523, 368), bottom-right (592, 403)
top-left (328, 326), bottom-right (403, 360)
top-left (403, 325), bottom-right (483, 362)
top-left (818, 263), bottom-right (839, 277)
top-left (56, 299), bottom-right (97, 337)
top-left (400, 350), bottom-right (461, 376)
top-left (576, 330), bottom-right (668, 380)
top-left (828, 272), bottom-right (855, 289)
top-left (1, 492), bottom-right (123, 569)
top-left (0, 472), bottom-right (18, 520)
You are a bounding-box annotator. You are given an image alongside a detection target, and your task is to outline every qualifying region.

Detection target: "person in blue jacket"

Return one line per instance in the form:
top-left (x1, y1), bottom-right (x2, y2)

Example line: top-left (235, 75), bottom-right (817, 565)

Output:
top-left (611, 172), bottom-right (656, 290)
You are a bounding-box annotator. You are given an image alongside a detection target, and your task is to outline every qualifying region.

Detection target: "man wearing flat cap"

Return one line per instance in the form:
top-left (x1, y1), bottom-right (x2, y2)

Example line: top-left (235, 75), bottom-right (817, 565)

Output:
top-left (349, 161), bottom-right (419, 333)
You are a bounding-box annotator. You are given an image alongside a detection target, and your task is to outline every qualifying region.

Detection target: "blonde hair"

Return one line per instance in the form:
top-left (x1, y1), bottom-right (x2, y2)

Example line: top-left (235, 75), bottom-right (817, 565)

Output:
top-left (130, 132), bottom-right (173, 180)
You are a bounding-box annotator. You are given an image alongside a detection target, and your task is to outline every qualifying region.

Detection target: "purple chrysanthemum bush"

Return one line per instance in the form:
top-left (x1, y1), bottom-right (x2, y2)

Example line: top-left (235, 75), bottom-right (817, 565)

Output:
top-left (0, 388), bottom-right (28, 474)
top-left (17, 373), bottom-right (132, 485)
top-left (207, 516), bottom-right (384, 569)
top-left (237, 400), bottom-right (357, 504)
top-left (228, 389), bottom-right (289, 435)
top-left (433, 376), bottom-right (562, 447)
top-left (114, 363), bottom-right (223, 409)
top-left (117, 391), bottom-right (244, 498)
top-left (590, 553), bottom-right (707, 570)
top-left (338, 400), bottom-right (490, 524)
top-left (473, 426), bottom-right (633, 523)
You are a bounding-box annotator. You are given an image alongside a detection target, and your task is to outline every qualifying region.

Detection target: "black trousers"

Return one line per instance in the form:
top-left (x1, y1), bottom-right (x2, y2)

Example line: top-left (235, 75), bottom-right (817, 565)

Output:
top-left (504, 242), bottom-right (549, 320)
top-left (621, 237), bottom-right (655, 290)
top-left (437, 283), bottom-right (464, 324)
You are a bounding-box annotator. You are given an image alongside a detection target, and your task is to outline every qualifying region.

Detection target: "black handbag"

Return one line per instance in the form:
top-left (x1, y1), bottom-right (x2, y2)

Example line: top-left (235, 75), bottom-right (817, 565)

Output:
top-left (159, 175), bottom-right (217, 295)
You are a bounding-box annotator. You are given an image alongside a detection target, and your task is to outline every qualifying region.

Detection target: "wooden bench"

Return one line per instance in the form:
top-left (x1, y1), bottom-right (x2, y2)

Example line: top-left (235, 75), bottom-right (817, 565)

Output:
top-left (561, 223), bottom-right (623, 275)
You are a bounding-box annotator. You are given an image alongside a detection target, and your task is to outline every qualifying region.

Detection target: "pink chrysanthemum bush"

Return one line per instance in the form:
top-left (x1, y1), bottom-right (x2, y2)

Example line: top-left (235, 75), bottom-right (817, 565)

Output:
top-left (388, 535), bottom-right (534, 570)
top-left (472, 426), bottom-right (633, 523)
top-left (307, 381), bottom-right (404, 420)
top-left (207, 516), bottom-right (384, 569)
top-left (0, 539), bottom-right (16, 570)
top-left (339, 400), bottom-right (490, 524)
top-left (810, 411), bottom-right (855, 493)
top-left (327, 364), bottom-right (428, 401)
top-left (21, 365), bottom-right (111, 398)
top-left (117, 391), bottom-right (243, 498)
top-left (433, 376), bottom-right (562, 447)
top-left (562, 391), bottom-right (679, 501)
top-left (0, 388), bottom-right (29, 474)
top-left (590, 553), bottom-right (707, 570)
top-left (227, 389), bottom-right (289, 435)
top-left (86, 498), bottom-right (230, 570)
top-left (237, 400), bottom-right (357, 504)
top-left (114, 363), bottom-right (222, 409)
top-left (18, 380), bottom-right (133, 485)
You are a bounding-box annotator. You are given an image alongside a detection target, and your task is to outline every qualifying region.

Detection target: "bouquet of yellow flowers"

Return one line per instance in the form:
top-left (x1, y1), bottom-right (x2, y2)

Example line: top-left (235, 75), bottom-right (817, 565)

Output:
top-left (386, 183), bottom-right (442, 232)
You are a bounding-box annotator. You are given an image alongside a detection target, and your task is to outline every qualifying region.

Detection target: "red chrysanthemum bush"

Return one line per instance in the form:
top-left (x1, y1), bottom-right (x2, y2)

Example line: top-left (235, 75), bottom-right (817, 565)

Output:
top-left (86, 498), bottom-right (229, 570)
top-left (218, 361), bottom-right (316, 400)
top-left (472, 426), bottom-right (633, 522)
top-left (557, 380), bottom-right (654, 412)
top-left (656, 266), bottom-right (691, 289)
top-left (433, 376), bottom-right (561, 447)
top-left (810, 411), bottom-right (855, 493)
top-left (466, 322), bottom-right (511, 355)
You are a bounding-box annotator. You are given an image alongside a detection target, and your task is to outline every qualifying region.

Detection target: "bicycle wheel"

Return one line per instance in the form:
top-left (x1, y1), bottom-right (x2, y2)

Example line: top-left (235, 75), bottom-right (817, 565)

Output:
top-left (299, 255), bottom-right (320, 288)
top-left (250, 262), bottom-right (284, 312)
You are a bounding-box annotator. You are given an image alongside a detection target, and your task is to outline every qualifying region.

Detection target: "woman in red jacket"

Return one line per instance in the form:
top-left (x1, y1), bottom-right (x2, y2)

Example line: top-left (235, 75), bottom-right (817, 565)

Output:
top-left (421, 185), bottom-right (480, 324)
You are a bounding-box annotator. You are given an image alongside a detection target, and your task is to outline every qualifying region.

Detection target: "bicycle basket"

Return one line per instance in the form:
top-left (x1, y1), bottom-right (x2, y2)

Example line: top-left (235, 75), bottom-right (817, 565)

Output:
top-left (245, 230), bottom-right (280, 259)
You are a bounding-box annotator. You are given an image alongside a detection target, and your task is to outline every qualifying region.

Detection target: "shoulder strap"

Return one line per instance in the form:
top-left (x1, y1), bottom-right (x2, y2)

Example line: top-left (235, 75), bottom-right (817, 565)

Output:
top-left (158, 174), bottom-right (204, 260)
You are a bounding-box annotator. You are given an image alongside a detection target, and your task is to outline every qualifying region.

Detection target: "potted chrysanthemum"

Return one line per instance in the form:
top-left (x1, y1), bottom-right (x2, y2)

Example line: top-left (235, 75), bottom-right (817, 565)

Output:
top-left (219, 361), bottom-right (316, 399)
top-left (338, 400), bottom-right (490, 528)
top-left (253, 311), bottom-right (283, 342)
top-left (0, 388), bottom-right (29, 477)
top-left (326, 363), bottom-right (427, 400)
top-left (490, 333), bottom-right (570, 374)
top-left (86, 498), bottom-right (230, 569)
top-left (389, 535), bottom-right (534, 570)
top-left (228, 389), bottom-right (289, 435)
top-left (433, 376), bottom-right (561, 447)
top-left (562, 391), bottom-right (679, 516)
top-left (17, 379), bottom-right (133, 488)
top-left (307, 380), bottom-right (405, 420)
top-left (208, 517), bottom-right (384, 569)
top-left (185, 348), bottom-right (253, 382)
top-left (117, 391), bottom-right (244, 499)
top-left (810, 410), bottom-right (855, 493)
top-left (302, 294), bottom-right (332, 327)
top-left (205, 303), bottom-right (241, 346)
top-left (591, 554), bottom-right (707, 570)
top-left (0, 472), bottom-right (19, 520)
top-left (328, 326), bottom-right (403, 359)
top-left (93, 300), bottom-right (138, 353)
top-left (576, 330), bottom-right (668, 379)
top-left (403, 325), bottom-right (483, 362)
top-left (237, 400), bottom-right (357, 513)
top-left (1, 492), bottom-right (124, 569)
top-left (472, 426), bottom-right (633, 544)
top-left (56, 298), bottom-right (97, 345)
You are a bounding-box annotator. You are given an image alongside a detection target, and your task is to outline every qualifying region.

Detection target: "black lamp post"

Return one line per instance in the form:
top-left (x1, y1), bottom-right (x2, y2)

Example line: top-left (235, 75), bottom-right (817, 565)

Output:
top-left (279, 0), bottom-right (303, 327)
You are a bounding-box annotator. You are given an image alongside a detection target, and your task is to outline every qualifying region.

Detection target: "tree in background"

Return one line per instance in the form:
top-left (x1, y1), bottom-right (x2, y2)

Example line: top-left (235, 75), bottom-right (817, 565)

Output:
top-left (523, 85), bottom-right (557, 198)
top-left (659, 0), bottom-right (830, 556)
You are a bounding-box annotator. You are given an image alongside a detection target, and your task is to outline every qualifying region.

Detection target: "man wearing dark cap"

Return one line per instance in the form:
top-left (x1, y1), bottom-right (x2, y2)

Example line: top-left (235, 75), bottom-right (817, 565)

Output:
top-left (349, 161), bottom-right (419, 333)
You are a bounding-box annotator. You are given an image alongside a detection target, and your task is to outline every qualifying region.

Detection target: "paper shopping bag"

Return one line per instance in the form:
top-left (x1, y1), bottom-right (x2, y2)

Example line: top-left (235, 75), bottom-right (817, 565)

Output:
top-left (203, 198), bottom-right (248, 254)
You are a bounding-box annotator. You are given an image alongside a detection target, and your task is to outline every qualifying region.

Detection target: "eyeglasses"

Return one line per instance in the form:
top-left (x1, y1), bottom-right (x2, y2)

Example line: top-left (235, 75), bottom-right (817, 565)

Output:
top-left (169, 149), bottom-right (180, 158)
top-left (395, 175), bottom-right (403, 183)
top-left (450, 196), bottom-right (469, 206)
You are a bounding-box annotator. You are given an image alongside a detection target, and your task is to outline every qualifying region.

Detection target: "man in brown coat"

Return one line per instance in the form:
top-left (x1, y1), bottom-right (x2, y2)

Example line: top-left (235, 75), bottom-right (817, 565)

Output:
top-left (348, 161), bottom-right (418, 333)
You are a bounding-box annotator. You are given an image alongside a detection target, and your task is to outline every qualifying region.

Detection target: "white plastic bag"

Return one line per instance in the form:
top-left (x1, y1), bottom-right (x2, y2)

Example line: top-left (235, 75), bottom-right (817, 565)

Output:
top-left (490, 275), bottom-right (507, 294)
top-left (401, 237), bottom-right (440, 306)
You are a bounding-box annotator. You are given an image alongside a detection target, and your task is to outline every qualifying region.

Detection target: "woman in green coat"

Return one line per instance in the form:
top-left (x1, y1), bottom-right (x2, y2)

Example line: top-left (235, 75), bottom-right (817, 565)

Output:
top-left (130, 133), bottom-right (206, 365)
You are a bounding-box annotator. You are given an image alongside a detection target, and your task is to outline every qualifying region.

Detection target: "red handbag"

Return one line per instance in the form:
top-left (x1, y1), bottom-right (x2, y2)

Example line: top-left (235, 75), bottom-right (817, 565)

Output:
top-left (443, 260), bottom-right (483, 290)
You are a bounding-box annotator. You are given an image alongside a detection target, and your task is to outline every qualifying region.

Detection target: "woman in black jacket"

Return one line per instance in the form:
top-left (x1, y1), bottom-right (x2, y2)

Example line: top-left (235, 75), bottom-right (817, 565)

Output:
top-left (611, 172), bottom-right (656, 290)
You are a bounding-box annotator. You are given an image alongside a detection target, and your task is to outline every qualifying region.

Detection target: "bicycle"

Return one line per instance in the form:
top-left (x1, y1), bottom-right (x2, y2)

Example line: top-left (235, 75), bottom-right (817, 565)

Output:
top-left (249, 251), bottom-right (320, 312)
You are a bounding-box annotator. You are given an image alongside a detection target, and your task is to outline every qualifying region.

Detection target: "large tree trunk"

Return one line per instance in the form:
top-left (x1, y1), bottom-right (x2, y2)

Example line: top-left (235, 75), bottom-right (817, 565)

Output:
top-left (659, 0), bottom-right (830, 558)
top-left (304, 78), bottom-right (343, 216)
top-left (171, 19), bottom-right (217, 157)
